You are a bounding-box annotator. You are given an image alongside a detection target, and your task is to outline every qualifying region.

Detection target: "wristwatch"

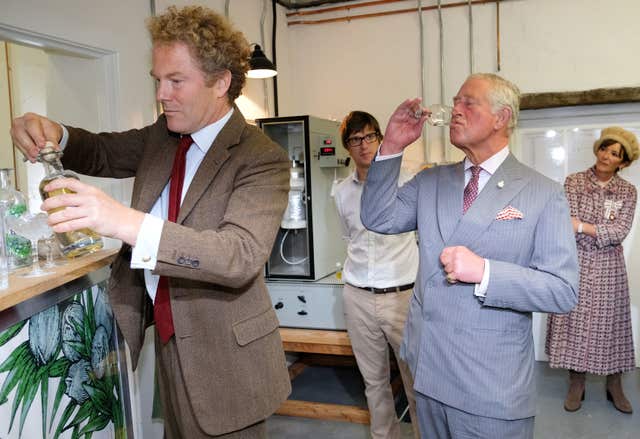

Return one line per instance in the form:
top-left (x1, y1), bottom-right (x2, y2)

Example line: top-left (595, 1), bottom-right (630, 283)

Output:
top-left (577, 222), bottom-right (584, 234)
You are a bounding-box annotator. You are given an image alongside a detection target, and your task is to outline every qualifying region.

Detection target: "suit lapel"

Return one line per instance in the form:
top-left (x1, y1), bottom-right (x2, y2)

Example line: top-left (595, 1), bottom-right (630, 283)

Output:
top-left (446, 154), bottom-right (529, 248)
top-left (437, 162), bottom-right (465, 243)
top-left (135, 134), bottom-right (178, 213)
top-left (177, 107), bottom-right (245, 223)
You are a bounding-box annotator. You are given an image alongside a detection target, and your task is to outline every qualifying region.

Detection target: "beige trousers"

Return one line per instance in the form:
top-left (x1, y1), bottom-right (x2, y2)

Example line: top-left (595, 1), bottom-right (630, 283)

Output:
top-left (343, 284), bottom-right (420, 439)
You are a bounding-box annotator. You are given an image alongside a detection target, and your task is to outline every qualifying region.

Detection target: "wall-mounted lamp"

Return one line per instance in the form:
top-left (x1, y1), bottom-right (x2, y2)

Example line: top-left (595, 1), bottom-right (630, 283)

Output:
top-left (247, 44), bottom-right (277, 79)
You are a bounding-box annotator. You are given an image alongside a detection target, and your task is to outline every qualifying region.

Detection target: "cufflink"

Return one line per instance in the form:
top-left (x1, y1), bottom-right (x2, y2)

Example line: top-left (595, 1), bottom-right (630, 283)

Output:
top-left (142, 256), bottom-right (151, 263)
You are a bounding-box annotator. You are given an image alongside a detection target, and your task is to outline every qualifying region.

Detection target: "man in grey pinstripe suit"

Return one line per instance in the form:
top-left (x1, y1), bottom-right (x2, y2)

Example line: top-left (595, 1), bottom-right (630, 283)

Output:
top-left (361, 73), bottom-right (579, 438)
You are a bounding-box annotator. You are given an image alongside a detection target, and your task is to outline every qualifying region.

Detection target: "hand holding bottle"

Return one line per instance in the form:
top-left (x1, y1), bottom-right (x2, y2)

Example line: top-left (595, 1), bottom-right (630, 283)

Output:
top-left (41, 177), bottom-right (145, 247)
top-left (10, 113), bottom-right (63, 162)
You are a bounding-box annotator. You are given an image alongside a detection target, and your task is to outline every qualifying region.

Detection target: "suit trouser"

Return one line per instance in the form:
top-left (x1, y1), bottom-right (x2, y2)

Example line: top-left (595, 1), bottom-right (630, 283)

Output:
top-left (343, 284), bottom-right (420, 439)
top-left (155, 332), bottom-right (267, 439)
top-left (416, 392), bottom-right (534, 439)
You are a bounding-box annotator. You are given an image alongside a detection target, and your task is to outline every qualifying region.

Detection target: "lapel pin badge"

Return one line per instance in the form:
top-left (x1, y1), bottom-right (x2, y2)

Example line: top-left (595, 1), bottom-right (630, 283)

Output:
top-left (497, 180), bottom-right (505, 189)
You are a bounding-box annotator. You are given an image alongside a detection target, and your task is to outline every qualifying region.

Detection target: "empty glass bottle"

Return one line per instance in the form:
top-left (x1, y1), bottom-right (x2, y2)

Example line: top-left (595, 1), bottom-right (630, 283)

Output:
top-left (37, 142), bottom-right (103, 258)
top-left (0, 168), bottom-right (31, 269)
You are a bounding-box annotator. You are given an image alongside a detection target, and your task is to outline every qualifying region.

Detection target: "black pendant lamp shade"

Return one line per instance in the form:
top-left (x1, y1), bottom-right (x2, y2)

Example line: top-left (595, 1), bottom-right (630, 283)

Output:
top-left (247, 44), bottom-right (277, 79)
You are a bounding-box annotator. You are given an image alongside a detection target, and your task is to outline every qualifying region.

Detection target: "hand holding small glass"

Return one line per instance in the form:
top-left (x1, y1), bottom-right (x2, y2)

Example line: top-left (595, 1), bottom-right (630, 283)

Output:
top-left (411, 104), bottom-right (453, 126)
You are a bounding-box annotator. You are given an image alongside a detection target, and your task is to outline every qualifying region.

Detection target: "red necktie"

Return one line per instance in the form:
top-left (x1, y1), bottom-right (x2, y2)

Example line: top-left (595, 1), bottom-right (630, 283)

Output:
top-left (463, 166), bottom-right (481, 214)
top-left (155, 135), bottom-right (193, 344)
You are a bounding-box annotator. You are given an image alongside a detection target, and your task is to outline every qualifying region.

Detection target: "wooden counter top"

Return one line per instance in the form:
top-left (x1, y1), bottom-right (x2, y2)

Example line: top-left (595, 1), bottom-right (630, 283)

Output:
top-left (0, 248), bottom-right (118, 312)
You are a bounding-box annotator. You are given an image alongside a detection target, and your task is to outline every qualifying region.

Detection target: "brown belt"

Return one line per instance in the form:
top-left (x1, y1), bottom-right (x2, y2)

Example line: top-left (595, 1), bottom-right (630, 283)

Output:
top-left (348, 282), bottom-right (414, 294)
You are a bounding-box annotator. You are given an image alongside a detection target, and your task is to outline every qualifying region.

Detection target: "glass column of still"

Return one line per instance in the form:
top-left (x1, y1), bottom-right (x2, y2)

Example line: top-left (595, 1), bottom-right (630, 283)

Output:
top-left (37, 142), bottom-right (103, 258)
top-left (279, 158), bottom-right (308, 265)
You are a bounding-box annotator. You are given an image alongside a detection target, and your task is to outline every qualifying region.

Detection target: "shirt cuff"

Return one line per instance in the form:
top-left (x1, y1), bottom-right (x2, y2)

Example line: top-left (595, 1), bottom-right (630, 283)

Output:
top-left (130, 214), bottom-right (164, 269)
top-left (374, 143), bottom-right (403, 161)
top-left (473, 259), bottom-right (490, 299)
top-left (59, 124), bottom-right (69, 149)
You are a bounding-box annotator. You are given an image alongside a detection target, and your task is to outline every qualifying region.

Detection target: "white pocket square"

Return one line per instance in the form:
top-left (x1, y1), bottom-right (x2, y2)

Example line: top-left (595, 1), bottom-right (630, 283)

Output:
top-left (495, 205), bottom-right (524, 220)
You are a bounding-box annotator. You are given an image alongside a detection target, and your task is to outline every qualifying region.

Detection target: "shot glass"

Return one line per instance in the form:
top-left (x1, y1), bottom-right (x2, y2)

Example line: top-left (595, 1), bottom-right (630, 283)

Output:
top-left (413, 104), bottom-right (453, 126)
top-left (425, 104), bottom-right (452, 126)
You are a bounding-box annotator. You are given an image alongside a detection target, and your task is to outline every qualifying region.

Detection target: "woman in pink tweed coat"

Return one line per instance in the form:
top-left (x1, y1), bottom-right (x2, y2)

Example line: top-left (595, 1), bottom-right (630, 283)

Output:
top-left (546, 126), bottom-right (639, 414)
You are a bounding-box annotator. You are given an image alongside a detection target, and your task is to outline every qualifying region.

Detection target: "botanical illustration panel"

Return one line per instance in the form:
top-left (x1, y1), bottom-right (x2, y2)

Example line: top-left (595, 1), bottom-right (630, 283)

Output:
top-left (0, 282), bottom-right (128, 439)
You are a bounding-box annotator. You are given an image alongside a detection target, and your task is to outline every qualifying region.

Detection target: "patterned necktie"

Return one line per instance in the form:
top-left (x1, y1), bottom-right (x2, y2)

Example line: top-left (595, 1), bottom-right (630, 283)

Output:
top-left (463, 165), bottom-right (482, 214)
top-left (155, 134), bottom-right (193, 344)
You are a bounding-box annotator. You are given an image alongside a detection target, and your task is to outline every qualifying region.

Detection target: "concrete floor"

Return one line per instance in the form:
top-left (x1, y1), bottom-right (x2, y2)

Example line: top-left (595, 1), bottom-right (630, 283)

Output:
top-left (266, 362), bottom-right (640, 438)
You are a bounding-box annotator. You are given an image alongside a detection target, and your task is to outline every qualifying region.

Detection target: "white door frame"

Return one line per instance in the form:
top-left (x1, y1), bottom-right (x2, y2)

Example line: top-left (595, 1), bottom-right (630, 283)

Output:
top-left (0, 21), bottom-right (120, 132)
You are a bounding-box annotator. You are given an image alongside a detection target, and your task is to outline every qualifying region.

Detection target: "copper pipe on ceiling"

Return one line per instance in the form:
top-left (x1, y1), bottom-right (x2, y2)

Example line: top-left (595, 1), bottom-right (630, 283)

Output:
top-left (279, 0), bottom-right (362, 9)
top-left (286, 0), bottom-right (407, 17)
top-left (287, 0), bottom-right (507, 25)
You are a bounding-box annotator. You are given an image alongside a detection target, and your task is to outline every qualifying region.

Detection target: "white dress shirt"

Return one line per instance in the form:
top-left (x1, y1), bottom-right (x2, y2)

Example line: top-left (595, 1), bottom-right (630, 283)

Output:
top-left (132, 109), bottom-right (234, 302)
top-left (334, 169), bottom-right (418, 289)
top-left (462, 146), bottom-right (509, 194)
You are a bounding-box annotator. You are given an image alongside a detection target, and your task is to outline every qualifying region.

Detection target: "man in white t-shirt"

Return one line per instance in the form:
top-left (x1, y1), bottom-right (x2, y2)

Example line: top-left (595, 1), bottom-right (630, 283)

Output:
top-left (334, 111), bottom-right (419, 439)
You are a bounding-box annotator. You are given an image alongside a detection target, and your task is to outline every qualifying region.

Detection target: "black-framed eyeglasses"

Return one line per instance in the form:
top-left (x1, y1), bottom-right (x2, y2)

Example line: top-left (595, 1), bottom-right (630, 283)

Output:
top-left (346, 132), bottom-right (379, 148)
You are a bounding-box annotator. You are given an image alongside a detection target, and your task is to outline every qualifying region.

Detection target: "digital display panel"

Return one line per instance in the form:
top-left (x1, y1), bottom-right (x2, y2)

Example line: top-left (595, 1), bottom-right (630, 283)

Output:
top-left (320, 146), bottom-right (335, 156)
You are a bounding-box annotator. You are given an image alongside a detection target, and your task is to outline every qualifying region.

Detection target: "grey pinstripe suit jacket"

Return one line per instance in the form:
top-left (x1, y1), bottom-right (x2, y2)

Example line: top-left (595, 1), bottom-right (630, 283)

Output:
top-left (361, 153), bottom-right (579, 420)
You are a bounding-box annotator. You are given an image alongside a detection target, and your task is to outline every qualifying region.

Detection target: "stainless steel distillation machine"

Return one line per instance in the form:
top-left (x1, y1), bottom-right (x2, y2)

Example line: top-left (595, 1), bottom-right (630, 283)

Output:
top-left (257, 115), bottom-right (351, 329)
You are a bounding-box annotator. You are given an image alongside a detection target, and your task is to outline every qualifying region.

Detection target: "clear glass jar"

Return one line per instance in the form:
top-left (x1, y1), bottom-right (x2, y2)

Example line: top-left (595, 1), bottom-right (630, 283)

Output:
top-left (0, 168), bottom-right (32, 269)
top-left (37, 142), bottom-right (103, 258)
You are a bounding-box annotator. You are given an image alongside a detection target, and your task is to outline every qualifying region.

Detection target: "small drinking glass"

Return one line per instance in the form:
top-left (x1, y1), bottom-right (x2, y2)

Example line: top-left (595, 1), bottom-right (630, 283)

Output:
top-left (6, 213), bottom-right (54, 277)
top-left (426, 104), bottom-right (453, 126)
top-left (413, 104), bottom-right (453, 126)
top-left (42, 235), bottom-right (64, 268)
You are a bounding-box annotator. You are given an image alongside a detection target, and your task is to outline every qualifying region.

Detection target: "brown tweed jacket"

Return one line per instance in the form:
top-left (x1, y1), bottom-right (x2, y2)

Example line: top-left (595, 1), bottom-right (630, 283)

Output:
top-left (62, 107), bottom-right (291, 435)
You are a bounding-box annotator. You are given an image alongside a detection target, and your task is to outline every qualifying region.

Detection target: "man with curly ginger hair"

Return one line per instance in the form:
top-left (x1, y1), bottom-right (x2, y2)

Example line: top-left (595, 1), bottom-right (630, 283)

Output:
top-left (11, 5), bottom-right (291, 438)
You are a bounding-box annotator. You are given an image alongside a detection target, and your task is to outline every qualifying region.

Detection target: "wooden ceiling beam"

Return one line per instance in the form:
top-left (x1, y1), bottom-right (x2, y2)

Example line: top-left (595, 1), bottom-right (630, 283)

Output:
top-left (521, 87), bottom-right (640, 110)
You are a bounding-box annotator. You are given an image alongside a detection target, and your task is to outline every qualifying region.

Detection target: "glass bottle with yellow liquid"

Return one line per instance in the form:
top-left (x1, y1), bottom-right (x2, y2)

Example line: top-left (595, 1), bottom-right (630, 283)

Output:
top-left (37, 142), bottom-right (103, 258)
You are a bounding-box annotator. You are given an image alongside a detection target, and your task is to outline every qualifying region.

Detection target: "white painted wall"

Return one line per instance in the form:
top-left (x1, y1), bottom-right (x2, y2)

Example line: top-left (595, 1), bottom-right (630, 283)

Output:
top-left (2, 0), bottom-right (640, 436)
top-left (282, 0), bottom-right (640, 164)
top-left (2, 0), bottom-right (155, 131)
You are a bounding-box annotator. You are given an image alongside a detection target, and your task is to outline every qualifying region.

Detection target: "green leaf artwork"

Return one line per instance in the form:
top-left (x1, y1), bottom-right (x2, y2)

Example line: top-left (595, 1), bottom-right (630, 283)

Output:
top-left (0, 283), bottom-right (127, 438)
